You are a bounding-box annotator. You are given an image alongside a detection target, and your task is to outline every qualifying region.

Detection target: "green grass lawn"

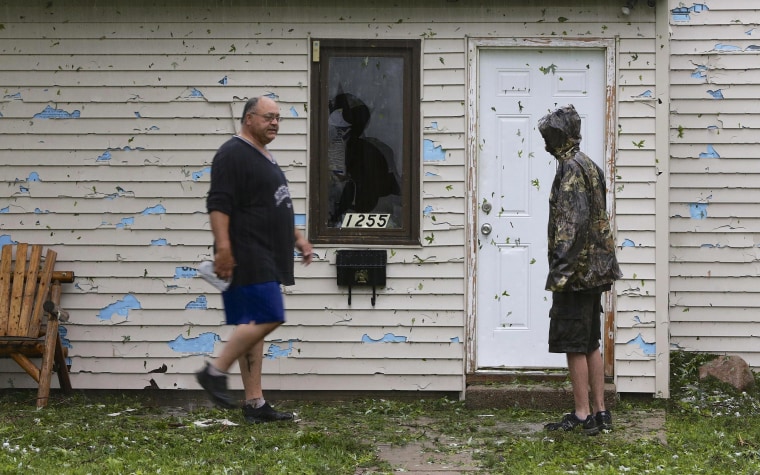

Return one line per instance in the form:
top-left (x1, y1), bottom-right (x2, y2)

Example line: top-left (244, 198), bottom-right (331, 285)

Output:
top-left (1, 352), bottom-right (760, 474)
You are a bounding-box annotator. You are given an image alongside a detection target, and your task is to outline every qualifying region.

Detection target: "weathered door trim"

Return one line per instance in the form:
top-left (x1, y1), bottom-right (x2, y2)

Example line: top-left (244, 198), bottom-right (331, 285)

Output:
top-left (465, 37), bottom-right (618, 376)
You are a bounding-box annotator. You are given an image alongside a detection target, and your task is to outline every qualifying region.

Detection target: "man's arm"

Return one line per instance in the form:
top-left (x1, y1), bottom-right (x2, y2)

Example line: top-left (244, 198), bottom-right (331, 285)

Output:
top-left (210, 210), bottom-right (235, 280)
top-left (294, 229), bottom-right (313, 266)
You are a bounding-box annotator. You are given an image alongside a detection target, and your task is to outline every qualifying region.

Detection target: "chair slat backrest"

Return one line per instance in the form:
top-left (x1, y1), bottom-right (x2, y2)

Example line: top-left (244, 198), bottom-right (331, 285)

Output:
top-left (7, 243), bottom-right (29, 336)
top-left (28, 249), bottom-right (56, 338)
top-left (0, 245), bottom-right (13, 335)
top-left (17, 245), bottom-right (42, 337)
top-left (0, 244), bottom-right (56, 338)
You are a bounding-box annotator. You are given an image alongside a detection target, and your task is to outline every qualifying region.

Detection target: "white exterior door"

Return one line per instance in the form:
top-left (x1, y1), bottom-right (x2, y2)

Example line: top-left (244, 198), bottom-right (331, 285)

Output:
top-left (475, 47), bottom-right (607, 369)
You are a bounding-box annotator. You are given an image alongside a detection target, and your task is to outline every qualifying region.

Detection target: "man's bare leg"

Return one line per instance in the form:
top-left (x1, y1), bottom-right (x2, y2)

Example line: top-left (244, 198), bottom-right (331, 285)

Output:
top-left (587, 348), bottom-right (606, 415)
top-left (239, 339), bottom-right (265, 401)
top-left (212, 321), bottom-right (281, 372)
top-left (567, 352), bottom-right (591, 420)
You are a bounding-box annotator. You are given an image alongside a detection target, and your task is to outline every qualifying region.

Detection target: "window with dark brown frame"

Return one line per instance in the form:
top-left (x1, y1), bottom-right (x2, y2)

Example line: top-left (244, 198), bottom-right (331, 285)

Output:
top-left (309, 39), bottom-right (420, 245)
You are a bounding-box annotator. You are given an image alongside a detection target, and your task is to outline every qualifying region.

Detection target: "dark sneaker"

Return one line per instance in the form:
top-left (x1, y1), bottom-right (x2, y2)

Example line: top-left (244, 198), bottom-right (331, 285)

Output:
top-left (243, 402), bottom-right (294, 424)
top-left (195, 363), bottom-right (237, 409)
top-left (596, 410), bottom-right (613, 432)
top-left (545, 412), bottom-right (600, 436)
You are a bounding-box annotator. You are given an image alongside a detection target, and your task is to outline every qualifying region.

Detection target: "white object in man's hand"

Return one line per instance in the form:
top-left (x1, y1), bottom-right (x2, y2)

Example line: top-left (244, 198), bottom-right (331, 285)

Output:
top-left (197, 260), bottom-right (231, 292)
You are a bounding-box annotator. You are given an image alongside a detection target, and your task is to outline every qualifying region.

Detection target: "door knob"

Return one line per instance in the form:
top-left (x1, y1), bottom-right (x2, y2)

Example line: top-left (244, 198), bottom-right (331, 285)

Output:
top-left (481, 223), bottom-right (492, 235)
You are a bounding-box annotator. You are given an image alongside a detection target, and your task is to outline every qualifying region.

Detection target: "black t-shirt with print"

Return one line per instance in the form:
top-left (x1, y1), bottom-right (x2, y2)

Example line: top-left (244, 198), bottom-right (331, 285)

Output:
top-left (206, 136), bottom-right (295, 286)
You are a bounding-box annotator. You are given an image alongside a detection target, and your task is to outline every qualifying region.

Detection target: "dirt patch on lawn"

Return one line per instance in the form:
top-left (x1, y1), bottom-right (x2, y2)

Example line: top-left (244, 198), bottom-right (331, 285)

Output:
top-left (359, 409), bottom-right (666, 473)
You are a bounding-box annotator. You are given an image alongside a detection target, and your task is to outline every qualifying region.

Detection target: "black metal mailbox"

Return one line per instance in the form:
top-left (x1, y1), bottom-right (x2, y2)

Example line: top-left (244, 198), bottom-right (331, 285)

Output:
top-left (336, 249), bottom-right (386, 306)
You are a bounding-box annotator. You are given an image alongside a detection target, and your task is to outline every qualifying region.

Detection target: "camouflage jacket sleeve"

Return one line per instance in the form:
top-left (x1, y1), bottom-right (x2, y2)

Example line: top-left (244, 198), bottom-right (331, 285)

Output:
top-left (546, 158), bottom-right (590, 292)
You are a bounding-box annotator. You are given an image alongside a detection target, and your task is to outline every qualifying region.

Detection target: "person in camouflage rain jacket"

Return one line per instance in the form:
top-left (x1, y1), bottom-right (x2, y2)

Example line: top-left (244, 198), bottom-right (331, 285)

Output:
top-left (544, 114), bottom-right (622, 292)
top-left (539, 105), bottom-right (622, 436)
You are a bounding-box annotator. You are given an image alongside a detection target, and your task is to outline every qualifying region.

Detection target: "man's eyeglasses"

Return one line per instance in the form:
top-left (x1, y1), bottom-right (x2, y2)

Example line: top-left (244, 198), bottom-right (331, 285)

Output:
top-left (249, 112), bottom-right (282, 123)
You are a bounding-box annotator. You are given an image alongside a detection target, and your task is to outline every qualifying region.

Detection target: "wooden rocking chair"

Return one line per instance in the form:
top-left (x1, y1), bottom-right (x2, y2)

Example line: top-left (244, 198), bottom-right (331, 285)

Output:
top-left (0, 243), bottom-right (75, 407)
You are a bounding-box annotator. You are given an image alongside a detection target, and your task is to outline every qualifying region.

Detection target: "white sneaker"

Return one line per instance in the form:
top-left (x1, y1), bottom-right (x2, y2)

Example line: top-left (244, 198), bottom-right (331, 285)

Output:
top-left (197, 260), bottom-right (230, 291)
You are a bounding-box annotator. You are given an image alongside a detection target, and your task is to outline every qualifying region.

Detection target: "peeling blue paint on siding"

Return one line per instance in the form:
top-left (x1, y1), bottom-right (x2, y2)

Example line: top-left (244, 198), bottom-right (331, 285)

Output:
top-left (706, 89), bottom-right (724, 99)
top-left (59, 327), bottom-right (72, 365)
top-left (713, 44), bottom-right (742, 52)
top-left (218, 75), bottom-right (228, 85)
top-left (626, 334), bottom-right (656, 356)
top-left (294, 214), bottom-right (306, 226)
top-left (425, 171), bottom-right (440, 177)
top-left (622, 239), bottom-right (635, 247)
top-left (33, 105), bottom-right (81, 119)
top-left (189, 88), bottom-right (204, 98)
top-left (96, 146), bottom-right (145, 162)
top-left (134, 111), bottom-right (142, 118)
top-left (423, 205), bottom-right (433, 216)
top-left (689, 203), bottom-right (708, 219)
top-left (362, 333), bottom-right (408, 343)
top-left (265, 340), bottom-right (295, 359)
top-left (115, 217), bottom-right (135, 228)
top-left (289, 106), bottom-right (298, 117)
top-left (691, 65), bottom-right (708, 79)
top-left (18, 186), bottom-right (29, 194)
top-left (168, 332), bottom-right (220, 354)
top-left (175, 266), bottom-right (199, 279)
top-left (150, 238), bottom-right (168, 246)
top-left (4, 92), bottom-right (21, 100)
top-left (0, 235), bottom-right (16, 246)
top-left (192, 167), bottom-right (211, 181)
top-left (635, 90), bottom-right (652, 98)
top-left (97, 151), bottom-right (113, 162)
top-left (97, 294), bottom-right (142, 320)
top-left (450, 337), bottom-right (460, 343)
top-left (0, 207), bottom-right (8, 213)
top-left (185, 295), bottom-right (208, 310)
top-left (428, 121), bottom-right (439, 130)
top-left (699, 145), bottom-right (720, 158)
top-left (671, 3), bottom-right (708, 22)
top-left (423, 139), bottom-right (445, 161)
top-left (141, 204), bottom-right (166, 215)
top-left (27, 172), bottom-right (40, 182)
top-left (34, 208), bottom-right (50, 214)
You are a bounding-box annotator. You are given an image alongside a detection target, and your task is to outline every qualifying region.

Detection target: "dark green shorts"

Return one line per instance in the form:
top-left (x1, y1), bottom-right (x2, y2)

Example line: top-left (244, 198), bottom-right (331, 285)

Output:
top-left (548, 291), bottom-right (602, 354)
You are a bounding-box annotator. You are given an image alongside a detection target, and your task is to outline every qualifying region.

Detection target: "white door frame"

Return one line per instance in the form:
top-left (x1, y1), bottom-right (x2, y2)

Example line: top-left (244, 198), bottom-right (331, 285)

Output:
top-left (465, 37), bottom-right (618, 375)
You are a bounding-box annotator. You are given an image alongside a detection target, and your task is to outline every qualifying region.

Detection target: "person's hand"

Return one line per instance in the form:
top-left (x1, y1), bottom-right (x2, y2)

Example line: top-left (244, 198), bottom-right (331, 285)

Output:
top-left (214, 247), bottom-right (235, 280)
top-left (296, 237), bottom-right (313, 266)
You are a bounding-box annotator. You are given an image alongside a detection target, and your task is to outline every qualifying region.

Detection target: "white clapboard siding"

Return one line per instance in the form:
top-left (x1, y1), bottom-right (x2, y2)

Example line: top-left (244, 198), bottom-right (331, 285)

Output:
top-left (668, 0), bottom-right (760, 370)
top-left (0, 0), bottom-right (659, 394)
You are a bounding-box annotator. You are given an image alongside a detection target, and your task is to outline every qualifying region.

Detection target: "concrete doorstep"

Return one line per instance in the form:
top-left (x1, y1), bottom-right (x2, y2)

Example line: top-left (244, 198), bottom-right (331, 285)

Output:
top-left (464, 382), bottom-right (618, 411)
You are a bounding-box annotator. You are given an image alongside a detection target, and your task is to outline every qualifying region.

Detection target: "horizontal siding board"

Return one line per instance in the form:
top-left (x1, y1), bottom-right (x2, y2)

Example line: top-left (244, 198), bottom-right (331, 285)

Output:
top-left (670, 261), bottom-right (760, 278)
top-left (66, 372), bottom-right (465, 392)
top-left (616, 295), bottom-right (655, 313)
top-left (669, 292), bottom-right (760, 308)
top-left (670, 337), bottom-right (760, 353)
top-left (670, 306), bottom-right (760, 323)
top-left (69, 341), bottom-right (465, 360)
top-left (670, 321), bottom-right (760, 338)
top-left (71, 356), bottom-right (464, 376)
top-left (60, 293), bottom-right (465, 312)
top-left (615, 375), bottom-right (655, 394)
top-left (88, 308), bottom-right (467, 327)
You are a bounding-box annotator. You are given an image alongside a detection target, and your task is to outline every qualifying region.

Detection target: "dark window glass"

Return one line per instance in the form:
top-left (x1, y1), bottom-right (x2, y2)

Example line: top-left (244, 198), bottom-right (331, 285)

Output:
top-left (309, 39), bottom-right (420, 245)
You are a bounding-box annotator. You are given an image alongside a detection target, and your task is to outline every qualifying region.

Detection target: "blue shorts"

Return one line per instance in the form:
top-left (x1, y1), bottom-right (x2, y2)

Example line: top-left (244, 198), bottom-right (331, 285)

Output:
top-left (222, 281), bottom-right (285, 325)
